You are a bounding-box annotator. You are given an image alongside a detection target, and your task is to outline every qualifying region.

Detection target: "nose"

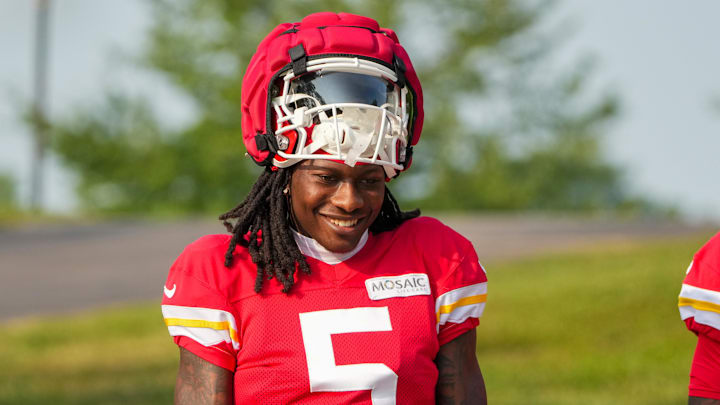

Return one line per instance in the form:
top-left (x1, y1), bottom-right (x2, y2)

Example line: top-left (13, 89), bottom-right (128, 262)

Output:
top-left (331, 181), bottom-right (364, 213)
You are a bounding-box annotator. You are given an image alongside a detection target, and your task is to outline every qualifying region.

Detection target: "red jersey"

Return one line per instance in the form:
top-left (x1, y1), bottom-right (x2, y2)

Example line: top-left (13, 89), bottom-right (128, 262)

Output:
top-left (161, 216), bottom-right (487, 404)
top-left (679, 232), bottom-right (720, 399)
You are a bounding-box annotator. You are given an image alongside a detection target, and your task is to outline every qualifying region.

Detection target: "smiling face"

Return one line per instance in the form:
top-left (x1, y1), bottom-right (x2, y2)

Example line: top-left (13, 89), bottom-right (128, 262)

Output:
top-left (289, 160), bottom-right (386, 253)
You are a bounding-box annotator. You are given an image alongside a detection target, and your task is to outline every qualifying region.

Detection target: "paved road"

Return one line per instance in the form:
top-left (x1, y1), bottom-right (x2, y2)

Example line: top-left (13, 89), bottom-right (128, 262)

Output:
top-left (0, 215), bottom-right (714, 321)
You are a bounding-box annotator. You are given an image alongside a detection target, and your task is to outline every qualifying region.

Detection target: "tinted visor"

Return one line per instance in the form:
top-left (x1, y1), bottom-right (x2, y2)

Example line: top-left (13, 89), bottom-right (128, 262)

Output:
top-left (287, 71), bottom-right (397, 111)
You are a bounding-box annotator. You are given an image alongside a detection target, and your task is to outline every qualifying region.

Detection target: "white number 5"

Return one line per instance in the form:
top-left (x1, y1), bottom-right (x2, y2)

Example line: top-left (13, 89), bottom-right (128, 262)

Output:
top-left (299, 307), bottom-right (397, 405)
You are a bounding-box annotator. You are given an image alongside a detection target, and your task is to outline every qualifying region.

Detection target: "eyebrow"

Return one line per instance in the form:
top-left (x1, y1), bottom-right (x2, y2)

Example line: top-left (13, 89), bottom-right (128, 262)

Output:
top-left (294, 164), bottom-right (332, 171)
top-left (295, 164), bottom-right (383, 174)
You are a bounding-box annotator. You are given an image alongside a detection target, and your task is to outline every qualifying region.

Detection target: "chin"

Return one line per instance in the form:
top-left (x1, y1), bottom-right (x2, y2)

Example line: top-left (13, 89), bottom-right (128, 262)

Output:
top-left (320, 239), bottom-right (358, 253)
top-left (316, 233), bottom-right (362, 253)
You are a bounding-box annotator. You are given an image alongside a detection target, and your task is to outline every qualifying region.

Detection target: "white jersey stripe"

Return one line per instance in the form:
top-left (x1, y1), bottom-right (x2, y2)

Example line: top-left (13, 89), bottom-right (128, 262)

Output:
top-left (678, 284), bottom-right (720, 331)
top-left (167, 325), bottom-right (235, 349)
top-left (435, 282), bottom-right (487, 332)
top-left (435, 282), bottom-right (488, 313)
top-left (162, 305), bottom-right (240, 350)
top-left (679, 302), bottom-right (720, 331)
top-left (437, 302), bottom-right (486, 328)
top-left (679, 284), bottom-right (720, 306)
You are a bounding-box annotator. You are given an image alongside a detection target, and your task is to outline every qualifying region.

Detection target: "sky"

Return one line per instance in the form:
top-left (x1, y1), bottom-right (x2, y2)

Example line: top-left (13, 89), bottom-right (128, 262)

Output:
top-left (1, 0), bottom-right (719, 221)
top-left (557, 1), bottom-right (720, 222)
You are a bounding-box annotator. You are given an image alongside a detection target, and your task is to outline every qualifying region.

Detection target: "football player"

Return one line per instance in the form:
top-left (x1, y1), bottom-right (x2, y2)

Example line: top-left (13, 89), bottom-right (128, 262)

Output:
top-left (679, 232), bottom-right (720, 404)
top-left (162, 12), bottom-right (488, 404)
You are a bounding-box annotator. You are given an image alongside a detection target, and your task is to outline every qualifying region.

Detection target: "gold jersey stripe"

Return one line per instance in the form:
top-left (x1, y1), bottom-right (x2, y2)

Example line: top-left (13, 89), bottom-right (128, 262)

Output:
top-left (165, 318), bottom-right (239, 343)
top-left (436, 294), bottom-right (487, 323)
top-left (679, 297), bottom-right (720, 315)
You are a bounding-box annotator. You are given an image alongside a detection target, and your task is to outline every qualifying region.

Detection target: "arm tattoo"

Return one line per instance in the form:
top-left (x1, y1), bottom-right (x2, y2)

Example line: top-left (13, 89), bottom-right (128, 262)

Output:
top-left (689, 397), bottom-right (720, 405)
top-left (435, 329), bottom-right (487, 405)
top-left (175, 347), bottom-right (233, 405)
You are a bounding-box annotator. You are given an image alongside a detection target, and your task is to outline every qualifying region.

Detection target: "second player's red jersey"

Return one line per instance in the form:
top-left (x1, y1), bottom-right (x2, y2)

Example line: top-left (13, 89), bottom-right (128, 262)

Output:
top-left (162, 217), bottom-right (487, 404)
top-left (679, 231), bottom-right (720, 400)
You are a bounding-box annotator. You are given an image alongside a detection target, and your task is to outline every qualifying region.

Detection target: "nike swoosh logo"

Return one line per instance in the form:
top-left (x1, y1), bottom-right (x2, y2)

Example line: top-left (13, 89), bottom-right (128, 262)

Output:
top-left (164, 284), bottom-right (177, 298)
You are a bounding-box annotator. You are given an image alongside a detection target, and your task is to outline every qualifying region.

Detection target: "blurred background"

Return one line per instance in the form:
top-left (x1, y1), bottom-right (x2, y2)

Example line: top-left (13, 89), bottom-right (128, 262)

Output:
top-left (1, 0), bottom-right (718, 404)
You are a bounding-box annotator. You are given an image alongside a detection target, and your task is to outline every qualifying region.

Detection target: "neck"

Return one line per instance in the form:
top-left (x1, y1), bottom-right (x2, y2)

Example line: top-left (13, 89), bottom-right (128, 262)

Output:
top-left (292, 230), bottom-right (368, 265)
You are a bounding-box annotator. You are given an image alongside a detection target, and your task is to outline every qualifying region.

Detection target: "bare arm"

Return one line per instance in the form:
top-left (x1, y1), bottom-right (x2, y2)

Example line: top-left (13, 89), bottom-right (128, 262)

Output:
top-left (175, 347), bottom-right (233, 405)
top-left (435, 328), bottom-right (487, 405)
top-left (689, 397), bottom-right (720, 405)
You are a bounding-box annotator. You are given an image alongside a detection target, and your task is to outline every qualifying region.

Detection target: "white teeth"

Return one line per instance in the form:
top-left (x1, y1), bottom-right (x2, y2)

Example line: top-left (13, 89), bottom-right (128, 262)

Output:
top-left (328, 218), bottom-right (359, 227)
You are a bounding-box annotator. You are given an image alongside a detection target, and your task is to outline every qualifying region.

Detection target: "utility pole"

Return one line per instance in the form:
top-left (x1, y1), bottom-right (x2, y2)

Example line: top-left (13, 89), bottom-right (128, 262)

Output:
top-left (30, 0), bottom-right (51, 211)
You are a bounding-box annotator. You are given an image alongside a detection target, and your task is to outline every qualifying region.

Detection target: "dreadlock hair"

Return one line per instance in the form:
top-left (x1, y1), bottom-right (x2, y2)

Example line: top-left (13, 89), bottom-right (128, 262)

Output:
top-left (219, 166), bottom-right (420, 294)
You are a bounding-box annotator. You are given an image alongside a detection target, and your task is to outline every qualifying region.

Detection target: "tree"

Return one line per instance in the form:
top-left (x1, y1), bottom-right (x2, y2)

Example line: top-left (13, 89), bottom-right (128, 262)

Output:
top-left (0, 173), bottom-right (18, 219)
top-left (50, 0), bottom-right (639, 214)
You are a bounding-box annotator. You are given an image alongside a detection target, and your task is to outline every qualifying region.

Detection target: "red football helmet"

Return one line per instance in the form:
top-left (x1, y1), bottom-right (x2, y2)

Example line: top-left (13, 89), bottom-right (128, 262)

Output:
top-left (240, 12), bottom-right (424, 178)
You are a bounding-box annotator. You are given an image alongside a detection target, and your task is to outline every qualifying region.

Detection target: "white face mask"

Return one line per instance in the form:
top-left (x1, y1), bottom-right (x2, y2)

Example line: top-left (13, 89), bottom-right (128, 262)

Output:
top-left (270, 58), bottom-right (412, 178)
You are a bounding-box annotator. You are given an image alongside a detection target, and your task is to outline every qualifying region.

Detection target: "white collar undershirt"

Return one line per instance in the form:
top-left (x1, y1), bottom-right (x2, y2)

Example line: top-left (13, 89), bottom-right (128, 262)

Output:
top-left (291, 229), bottom-right (368, 265)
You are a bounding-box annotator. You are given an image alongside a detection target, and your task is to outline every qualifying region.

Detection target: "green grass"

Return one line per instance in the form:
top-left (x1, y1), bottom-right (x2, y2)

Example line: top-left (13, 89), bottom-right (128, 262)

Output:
top-left (0, 234), bottom-right (711, 404)
top-left (0, 303), bottom-right (177, 405)
top-left (477, 235), bottom-right (710, 405)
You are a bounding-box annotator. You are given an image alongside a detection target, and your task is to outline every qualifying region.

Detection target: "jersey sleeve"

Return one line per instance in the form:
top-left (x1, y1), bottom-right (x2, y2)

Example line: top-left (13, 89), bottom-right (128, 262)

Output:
top-left (679, 232), bottom-right (720, 340)
top-left (679, 232), bottom-right (720, 398)
top-left (435, 246), bottom-right (488, 346)
top-left (161, 238), bottom-right (240, 372)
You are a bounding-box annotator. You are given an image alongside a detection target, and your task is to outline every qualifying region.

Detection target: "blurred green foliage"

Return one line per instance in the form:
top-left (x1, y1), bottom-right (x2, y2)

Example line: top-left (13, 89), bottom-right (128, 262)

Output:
top-left (0, 173), bottom-right (18, 218)
top-left (0, 173), bottom-right (16, 205)
top-left (51, 0), bottom-right (645, 214)
top-left (53, 94), bottom-right (257, 214)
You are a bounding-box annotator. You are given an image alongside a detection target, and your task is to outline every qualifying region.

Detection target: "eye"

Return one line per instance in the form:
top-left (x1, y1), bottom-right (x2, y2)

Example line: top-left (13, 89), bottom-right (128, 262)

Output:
top-left (316, 174), bottom-right (336, 183)
top-left (360, 177), bottom-right (383, 187)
